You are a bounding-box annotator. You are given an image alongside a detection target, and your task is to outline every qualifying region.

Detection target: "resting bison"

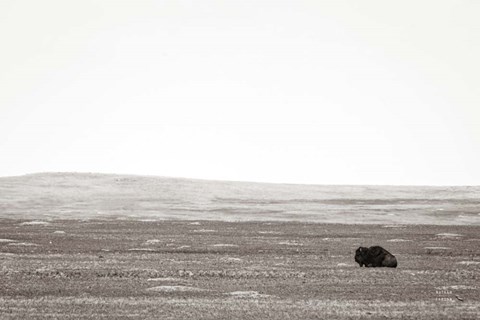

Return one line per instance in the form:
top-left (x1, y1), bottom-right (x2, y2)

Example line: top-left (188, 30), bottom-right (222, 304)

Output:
top-left (355, 246), bottom-right (397, 268)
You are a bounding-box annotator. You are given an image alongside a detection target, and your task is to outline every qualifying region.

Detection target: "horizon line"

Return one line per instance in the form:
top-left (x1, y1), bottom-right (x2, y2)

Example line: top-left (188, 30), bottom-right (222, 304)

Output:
top-left (1, 171), bottom-right (479, 188)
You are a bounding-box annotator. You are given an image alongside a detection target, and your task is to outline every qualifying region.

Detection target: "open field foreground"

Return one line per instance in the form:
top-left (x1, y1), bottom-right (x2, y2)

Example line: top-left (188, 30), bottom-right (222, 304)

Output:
top-left (1, 219), bottom-right (479, 319)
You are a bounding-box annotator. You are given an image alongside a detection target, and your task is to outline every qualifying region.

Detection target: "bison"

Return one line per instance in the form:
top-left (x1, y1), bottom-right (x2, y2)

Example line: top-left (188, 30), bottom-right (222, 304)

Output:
top-left (355, 246), bottom-right (397, 268)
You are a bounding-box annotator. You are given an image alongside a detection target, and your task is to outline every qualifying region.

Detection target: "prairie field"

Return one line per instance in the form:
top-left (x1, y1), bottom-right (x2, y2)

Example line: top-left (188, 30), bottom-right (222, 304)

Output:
top-left (0, 173), bottom-right (479, 319)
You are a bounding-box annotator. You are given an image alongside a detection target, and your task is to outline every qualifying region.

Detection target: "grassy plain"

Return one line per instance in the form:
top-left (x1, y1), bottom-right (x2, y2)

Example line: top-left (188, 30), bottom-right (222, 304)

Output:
top-left (1, 219), bottom-right (479, 319)
top-left (0, 173), bottom-right (479, 319)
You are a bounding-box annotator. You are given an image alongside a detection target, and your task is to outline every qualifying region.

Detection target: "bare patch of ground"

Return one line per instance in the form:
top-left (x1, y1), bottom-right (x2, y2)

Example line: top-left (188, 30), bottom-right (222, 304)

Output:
top-left (1, 219), bottom-right (479, 319)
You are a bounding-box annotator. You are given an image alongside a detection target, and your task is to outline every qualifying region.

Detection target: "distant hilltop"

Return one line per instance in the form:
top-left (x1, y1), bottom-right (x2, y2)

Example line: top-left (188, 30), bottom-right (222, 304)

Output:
top-left (0, 172), bottom-right (479, 225)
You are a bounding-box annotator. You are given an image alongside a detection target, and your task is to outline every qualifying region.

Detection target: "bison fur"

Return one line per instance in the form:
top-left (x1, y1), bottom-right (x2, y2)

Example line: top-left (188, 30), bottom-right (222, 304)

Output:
top-left (355, 246), bottom-right (397, 268)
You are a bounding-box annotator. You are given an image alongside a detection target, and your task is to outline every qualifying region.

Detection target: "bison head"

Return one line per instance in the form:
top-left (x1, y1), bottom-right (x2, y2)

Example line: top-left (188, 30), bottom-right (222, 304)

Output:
top-left (355, 246), bottom-right (369, 267)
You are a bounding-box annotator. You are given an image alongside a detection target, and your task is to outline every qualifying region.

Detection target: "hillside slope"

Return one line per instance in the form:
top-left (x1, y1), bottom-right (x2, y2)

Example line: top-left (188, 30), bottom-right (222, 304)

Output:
top-left (0, 173), bottom-right (479, 224)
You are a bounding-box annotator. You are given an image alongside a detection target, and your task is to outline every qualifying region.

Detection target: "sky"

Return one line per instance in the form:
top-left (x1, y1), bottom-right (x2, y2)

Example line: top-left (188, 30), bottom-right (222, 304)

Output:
top-left (1, 0), bottom-right (479, 185)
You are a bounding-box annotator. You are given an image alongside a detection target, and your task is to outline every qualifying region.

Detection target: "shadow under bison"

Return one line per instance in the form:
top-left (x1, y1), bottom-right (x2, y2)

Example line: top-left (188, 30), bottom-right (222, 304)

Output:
top-left (355, 246), bottom-right (398, 268)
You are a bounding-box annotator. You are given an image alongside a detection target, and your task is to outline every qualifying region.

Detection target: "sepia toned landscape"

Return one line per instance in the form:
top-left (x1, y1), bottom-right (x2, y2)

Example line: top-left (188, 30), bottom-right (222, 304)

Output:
top-left (1, 173), bottom-right (479, 319)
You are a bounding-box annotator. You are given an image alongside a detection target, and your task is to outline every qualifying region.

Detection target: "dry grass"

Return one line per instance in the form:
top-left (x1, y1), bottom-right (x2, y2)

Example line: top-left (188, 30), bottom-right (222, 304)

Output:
top-left (1, 219), bottom-right (479, 319)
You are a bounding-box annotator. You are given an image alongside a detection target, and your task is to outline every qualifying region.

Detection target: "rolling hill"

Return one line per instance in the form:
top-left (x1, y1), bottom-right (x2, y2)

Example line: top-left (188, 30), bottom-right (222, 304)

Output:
top-left (0, 172), bottom-right (479, 225)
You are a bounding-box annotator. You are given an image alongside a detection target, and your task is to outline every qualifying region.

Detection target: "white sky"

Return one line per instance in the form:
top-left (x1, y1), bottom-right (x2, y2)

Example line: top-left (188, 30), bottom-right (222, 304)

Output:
top-left (1, 0), bottom-right (479, 185)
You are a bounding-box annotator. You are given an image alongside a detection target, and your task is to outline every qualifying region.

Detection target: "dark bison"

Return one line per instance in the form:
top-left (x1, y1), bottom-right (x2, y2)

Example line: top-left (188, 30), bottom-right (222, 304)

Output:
top-left (355, 246), bottom-right (397, 268)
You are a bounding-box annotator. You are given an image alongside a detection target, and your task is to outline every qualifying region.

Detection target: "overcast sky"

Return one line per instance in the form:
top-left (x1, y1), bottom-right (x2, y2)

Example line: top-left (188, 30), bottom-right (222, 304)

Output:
top-left (1, 0), bottom-right (479, 185)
